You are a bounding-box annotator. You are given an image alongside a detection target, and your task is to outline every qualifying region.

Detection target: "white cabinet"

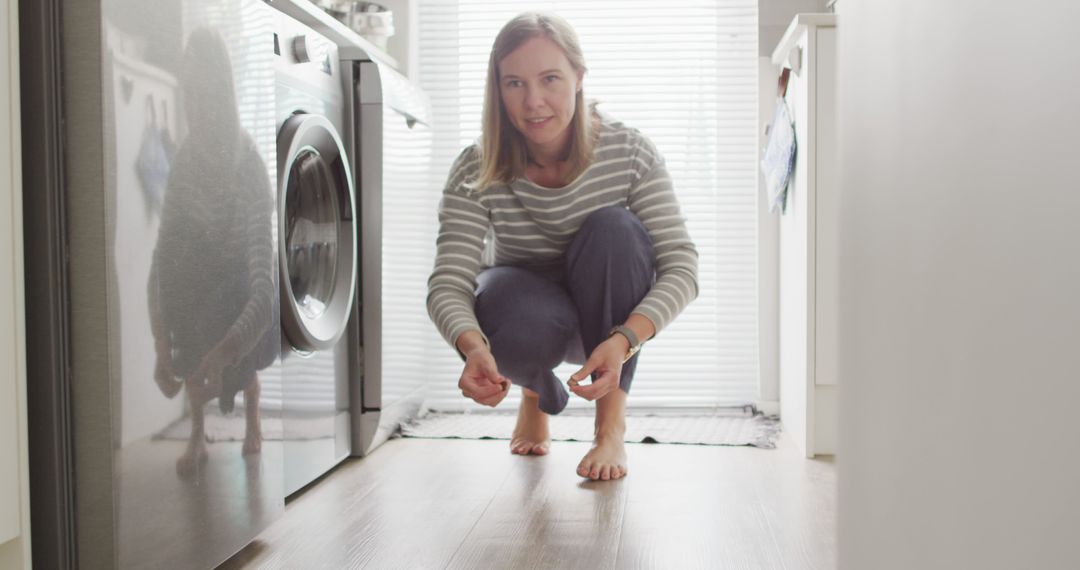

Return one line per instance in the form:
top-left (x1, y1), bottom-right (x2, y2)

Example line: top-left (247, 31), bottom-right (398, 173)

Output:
top-left (1, 4), bottom-right (29, 567)
top-left (772, 14), bottom-right (837, 458)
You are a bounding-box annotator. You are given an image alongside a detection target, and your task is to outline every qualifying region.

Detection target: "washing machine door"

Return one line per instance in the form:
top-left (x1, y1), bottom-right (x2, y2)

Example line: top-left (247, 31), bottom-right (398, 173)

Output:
top-left (277, 112), bottom-right (357, 352)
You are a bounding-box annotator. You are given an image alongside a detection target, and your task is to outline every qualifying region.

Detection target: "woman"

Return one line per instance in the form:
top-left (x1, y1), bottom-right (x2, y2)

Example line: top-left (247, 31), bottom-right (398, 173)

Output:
top-left (427, 12), bottom-right (698, 481)
top-left (149, 28), bottom-right (276, 477)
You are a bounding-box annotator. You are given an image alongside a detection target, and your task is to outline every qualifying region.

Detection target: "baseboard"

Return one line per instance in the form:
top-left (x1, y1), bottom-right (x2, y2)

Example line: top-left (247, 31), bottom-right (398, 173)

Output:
top-left (755, 400), bottom-right (780, 417)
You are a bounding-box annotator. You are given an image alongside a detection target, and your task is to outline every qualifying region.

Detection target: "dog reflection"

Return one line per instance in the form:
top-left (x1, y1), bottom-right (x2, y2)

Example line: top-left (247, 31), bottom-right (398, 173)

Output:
top-left (147, 28), bottom-right (276, 478)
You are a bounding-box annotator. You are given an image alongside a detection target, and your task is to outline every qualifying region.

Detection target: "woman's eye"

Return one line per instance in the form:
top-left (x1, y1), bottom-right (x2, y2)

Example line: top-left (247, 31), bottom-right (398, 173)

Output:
top-left (544, 75), bottom-right (559, 83)
top-left (505, 80), bottom-right (522, 88)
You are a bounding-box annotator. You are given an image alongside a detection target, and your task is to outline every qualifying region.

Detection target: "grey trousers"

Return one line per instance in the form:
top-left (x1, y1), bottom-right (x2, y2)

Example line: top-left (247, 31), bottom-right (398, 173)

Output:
top-left (474, 206), bottom-right (655, 415)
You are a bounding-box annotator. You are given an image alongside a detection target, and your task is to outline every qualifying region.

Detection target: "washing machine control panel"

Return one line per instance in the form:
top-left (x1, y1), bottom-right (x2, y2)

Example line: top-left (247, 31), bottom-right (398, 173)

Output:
top-left (275, 12), bottom-right (335, 77)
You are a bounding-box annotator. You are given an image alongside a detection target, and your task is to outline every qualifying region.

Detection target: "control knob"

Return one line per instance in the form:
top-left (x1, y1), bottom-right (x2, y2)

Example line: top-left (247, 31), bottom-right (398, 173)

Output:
top-left (293, 35), bottom-right (311, 63)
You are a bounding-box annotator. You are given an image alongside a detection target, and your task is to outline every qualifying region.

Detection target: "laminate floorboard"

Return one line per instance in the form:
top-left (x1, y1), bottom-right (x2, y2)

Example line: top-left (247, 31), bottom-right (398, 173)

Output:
top-left (614, 436), bottom-right (836, 569)
top-left (220, 432), bottom-right (835, 569)
top-left (220, 438), bottom-right (513, 569)
top-left (445, 443), bottom-right (628, 570)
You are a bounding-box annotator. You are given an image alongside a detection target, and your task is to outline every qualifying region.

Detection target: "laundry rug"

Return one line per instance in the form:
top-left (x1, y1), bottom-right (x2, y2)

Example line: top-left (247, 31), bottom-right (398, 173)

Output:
top-left (401, 407), bottom-right (782, 449)
top-left (155, 410), bottom-right (333, 443)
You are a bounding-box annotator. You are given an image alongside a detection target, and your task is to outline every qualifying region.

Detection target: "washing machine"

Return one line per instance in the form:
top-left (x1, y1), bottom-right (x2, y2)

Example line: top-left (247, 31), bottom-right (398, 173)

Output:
top-left (274, 10), bottom-right (358, 496)
top-left (267, 0), bottom-right (434, 459)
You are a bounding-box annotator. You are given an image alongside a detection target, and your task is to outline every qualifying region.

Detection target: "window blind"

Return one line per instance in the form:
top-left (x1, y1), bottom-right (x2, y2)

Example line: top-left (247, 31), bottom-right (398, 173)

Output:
top-left (408, 0), bottom-right (759, 411)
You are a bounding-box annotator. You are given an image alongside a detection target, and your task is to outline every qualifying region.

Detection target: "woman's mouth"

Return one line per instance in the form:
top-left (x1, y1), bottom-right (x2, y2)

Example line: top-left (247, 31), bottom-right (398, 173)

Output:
top-left (525, 117), bottom-right (552, 129)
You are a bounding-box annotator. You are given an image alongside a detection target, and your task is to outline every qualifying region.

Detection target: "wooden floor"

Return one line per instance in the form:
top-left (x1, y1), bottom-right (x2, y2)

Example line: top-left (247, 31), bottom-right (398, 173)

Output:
top-left (219, 433), bottom-right (836, 569)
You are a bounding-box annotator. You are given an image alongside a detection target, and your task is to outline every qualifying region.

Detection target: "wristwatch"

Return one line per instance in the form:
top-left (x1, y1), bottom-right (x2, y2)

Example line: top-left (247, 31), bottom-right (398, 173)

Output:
top-left (608, 325), bottom-right (642, 364)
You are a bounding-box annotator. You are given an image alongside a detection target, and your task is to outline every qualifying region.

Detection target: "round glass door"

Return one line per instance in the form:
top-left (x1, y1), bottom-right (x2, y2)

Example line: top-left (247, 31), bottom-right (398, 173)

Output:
top-left (286, 148), bottom-right (339, 320)
top-left (277, 113), bottom-right (356, 352)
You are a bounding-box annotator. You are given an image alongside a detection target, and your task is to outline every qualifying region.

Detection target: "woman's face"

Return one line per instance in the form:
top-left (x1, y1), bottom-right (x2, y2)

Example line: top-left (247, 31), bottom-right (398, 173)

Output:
top-left (498, 35), bottom-right (583, 159)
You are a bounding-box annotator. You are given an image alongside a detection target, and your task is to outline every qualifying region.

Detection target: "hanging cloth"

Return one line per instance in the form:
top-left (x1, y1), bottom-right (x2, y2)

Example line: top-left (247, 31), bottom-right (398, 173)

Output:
top-left (761, 67), bottom-right (797, 214)
top-left (135, 95), bottom-right (175, 218)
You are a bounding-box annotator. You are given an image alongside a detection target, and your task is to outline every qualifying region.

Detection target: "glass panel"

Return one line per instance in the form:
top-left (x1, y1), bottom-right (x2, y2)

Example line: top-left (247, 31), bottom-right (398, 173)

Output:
top-left (285, 147), bottom-right (340, 320)
top-left (99, 1), bottom-right (284, 567)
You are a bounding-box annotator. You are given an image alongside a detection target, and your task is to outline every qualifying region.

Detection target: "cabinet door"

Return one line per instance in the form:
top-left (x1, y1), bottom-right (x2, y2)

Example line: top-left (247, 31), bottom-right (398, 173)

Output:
top-left (777, 19), bottom-right (839, 457)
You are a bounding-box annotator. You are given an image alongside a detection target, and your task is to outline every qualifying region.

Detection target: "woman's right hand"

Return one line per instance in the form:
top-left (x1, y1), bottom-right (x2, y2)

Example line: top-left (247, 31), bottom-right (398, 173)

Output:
top-left (459, 346), bottom-right (511, 407)
top-left (153, 338), bottom-right (183, 399)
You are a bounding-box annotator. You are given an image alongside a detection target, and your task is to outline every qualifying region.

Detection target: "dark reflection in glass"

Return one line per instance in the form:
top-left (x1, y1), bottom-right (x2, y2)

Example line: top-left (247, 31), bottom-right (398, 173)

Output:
top-left (285, 148), bottom-right (340, 320)
top-left (147, 27), bottom-right (276, 477)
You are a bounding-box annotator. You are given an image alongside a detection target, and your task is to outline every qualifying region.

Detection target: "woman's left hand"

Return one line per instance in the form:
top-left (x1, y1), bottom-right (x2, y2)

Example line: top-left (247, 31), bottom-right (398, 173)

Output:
top-left (568, 336), bottom-right (627, 401)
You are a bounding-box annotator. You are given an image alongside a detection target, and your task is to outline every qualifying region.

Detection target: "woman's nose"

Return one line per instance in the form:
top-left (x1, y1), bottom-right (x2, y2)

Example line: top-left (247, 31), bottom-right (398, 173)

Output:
top-left (524, 86), bottom-right (544, 109)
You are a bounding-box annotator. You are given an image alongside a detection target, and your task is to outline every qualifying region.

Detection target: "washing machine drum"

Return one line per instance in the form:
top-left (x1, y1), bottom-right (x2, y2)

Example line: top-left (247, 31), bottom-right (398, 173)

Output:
top-left (277, 112), bottom-right (357, 352)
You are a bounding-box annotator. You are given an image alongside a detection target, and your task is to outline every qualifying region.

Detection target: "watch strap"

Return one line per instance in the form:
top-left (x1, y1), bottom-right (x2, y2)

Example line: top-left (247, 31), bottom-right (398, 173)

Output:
top-left (608, 325), bottom-right (642, 364)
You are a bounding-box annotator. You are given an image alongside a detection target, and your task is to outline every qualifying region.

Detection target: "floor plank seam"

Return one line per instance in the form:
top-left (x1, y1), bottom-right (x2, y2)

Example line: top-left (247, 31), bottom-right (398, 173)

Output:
top-left (611, 475), bottom-right (633, 570)
top-left (442, 458), bottom-right (516, 570)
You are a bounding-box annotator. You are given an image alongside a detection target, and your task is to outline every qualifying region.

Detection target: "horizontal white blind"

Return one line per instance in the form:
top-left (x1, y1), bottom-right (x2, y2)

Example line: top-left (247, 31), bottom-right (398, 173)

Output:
top-left (414, 0), bottom-right (759, 411)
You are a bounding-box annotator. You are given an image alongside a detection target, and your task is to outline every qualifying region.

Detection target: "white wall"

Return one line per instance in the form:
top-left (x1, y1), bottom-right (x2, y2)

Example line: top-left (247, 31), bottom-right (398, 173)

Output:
top-left (837, 1), bottom-right (1080, 568)
top-left (759, 0), bottom-right (825, 56)
top-left (0, 0), bottom-right (32, 567)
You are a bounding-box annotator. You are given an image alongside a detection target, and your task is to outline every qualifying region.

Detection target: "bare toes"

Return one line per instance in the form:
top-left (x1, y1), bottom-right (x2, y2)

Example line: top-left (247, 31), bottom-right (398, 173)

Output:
top-left (600, 466), bottom-right (611, 480)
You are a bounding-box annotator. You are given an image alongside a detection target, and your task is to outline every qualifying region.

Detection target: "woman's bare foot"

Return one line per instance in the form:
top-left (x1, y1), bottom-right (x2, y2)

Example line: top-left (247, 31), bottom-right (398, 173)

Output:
top-left (577, 388), bottom-right (628, 480)
top-left (511, 388), bottom-right (550, 455)
top-left (577, 432), bottom-right (627, 481)
top-left (242, 375), bottom-right (262, 456)
top-left (178, 380), bottom-right (210, 478)
top-left (176, 441), bottom-right (209, 478)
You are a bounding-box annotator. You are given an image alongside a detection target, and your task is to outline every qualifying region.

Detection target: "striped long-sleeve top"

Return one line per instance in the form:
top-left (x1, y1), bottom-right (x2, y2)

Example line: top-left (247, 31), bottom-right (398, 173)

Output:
top-left (426, 113), bottom-right (699, 351)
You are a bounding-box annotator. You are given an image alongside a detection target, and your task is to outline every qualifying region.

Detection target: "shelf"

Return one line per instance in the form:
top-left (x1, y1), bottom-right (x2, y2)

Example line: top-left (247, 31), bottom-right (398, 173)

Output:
top-left (771, 13), bottom-right (836, 67)
top-left (272, 0), bottom-right (400, 67)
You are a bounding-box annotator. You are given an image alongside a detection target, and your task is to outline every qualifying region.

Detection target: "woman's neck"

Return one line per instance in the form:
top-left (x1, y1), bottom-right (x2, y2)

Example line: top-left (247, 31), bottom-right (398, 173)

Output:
top-left (524, 142), bottom-right (574, 188)
top-left (525, 128), bottom-right (572, 168)
top-left (527, 153), bottom-right (565, 171)
top-left (524, 160), bottom-right (570, 189)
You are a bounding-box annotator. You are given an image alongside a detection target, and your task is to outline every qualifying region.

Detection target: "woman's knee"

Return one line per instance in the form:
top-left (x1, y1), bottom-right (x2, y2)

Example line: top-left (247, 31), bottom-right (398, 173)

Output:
top-left (488, 323), bottom-right (569, 375)
top-left (580, 206), bottom-right (649, 242)
top-left (567, 206), bottom-right (655, 276)
top-left (475, 267), bottom-right (575, 327)
top-left (474, 266), bottom-right (578, 370)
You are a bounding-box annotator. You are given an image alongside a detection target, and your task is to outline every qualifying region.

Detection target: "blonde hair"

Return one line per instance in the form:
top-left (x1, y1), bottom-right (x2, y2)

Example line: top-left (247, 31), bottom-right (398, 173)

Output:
top-left (470, 12), bottom-right (595, 191)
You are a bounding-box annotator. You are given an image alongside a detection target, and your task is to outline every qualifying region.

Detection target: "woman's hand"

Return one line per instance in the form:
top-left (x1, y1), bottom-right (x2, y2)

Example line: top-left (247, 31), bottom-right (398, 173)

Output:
top-left (188, 335), bottom-right (239, 402)
top-left (459, 347), bottom-right (511, 407)
top-left (153, 338), bottom-right (183, 399)
top-left (568, 335), bottom-right (627, 401)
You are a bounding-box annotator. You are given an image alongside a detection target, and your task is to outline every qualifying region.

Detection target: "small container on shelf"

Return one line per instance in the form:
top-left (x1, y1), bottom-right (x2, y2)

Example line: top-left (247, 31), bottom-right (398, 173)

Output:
top-left (315, 0), bottom-right (395, 51)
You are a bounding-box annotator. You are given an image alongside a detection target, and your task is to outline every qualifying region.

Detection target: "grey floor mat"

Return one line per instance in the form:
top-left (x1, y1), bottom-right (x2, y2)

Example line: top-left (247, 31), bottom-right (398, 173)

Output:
top-left (401, 410), bottom-right (782, 448)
